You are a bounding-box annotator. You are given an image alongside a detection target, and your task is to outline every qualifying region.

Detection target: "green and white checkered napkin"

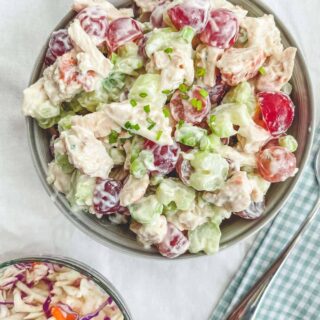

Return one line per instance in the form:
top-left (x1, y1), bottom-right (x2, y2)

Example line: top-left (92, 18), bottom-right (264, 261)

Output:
top-left (211, 126), bottom-right (320, 320)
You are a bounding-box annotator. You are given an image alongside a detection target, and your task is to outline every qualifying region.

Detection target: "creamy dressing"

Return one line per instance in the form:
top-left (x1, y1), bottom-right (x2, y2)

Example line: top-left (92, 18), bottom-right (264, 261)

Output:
top-left (241, 15), bottom-right (283, 56)
top-left (47, 161), bottom-right (72, 193)
top-left (195, 45), bottom-right (223, 87)
top-left (61, 125), bottom-right (114, 178)
top-left (203, 171), bottom-right (252, 212)
top-left (257, 47), bottom-right (297, 92)
top-left (119, 174), bottom-right (149, 206)
top-left (68, 20), bottom-right (112, 78)
top-left (237, 120), bottom-right (271, 153)
top-left (210, 0), bottom-right (248, 21)
top-left (71, 111), bottom-right (121, 139)
top-left (133, 0), bottom-right (164, 13)
top-left (22, 78), bottom-right (58, 118)
top-left (73, 0), bottom-right (133, 20)
top-left (102, 100), bottom-right (174, 145)
top-left (130, 215), bottom-right (167, 248)
top-left (217, 46), bottom-right (266, 86)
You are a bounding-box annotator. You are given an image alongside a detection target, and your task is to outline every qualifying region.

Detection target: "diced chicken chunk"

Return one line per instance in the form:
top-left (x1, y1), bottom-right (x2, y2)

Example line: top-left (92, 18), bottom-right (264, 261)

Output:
top-left (217, 46), bottom-right (266, 86)
top-left (73, 0), bottom-right (133, 20)
top-left (47, 162), bottom-right (72, 194)
top-left (130, 215), bottom-right (168, 248)
top-left (119, 174), bottom-right (149, 206)
top-left (257, 47), bottom-right (297, 92)
top-left (70, 111), bottom-right (121, 139)
top-left (203, 171), bottom-right (252, 212)
top-left (61, 125), bottom-right (113, 178)
top-left (241, 15), bottom-right (283, 56)
top-left (153, 48), bottom-right (194, 91)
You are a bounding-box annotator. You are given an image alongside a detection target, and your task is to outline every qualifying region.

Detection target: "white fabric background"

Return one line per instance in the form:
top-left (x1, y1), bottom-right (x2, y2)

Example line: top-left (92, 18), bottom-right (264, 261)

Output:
top-left (0, 1), bottom-right (319, 319)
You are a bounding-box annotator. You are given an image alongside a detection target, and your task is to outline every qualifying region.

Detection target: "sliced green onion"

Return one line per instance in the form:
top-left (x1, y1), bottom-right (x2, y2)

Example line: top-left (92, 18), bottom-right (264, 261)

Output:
top-left (147, 118), bottom-right (156, 130)
top-left (130, 99), bottom-right (137, 107)
top-left (258, 66), bottom-right (267, 75)
top-left (108, 130), bottom-right (119, 144)
top-left (178, 119), bottom-right (185, 128)
top-left (199, 88), bottom-right (208, 98)
top-left (196, 67), bottom-right (206, 78)
top-left (143, 105), bottom-right (151, 113)
top-left (179, 83), bottom-right (189, 93)
top-left (124, 121), bottom-right (132, 129)
top-left (164, 47), bottom-right (173, 54)
top-left (191, 98), bottom-right (203, 111)
top-left (133, 124), bottom-right (140, 131)
top-left (162, 89), bottom-right (172, 95)
top-left (163, 107), bottom-right (170, 118)
top-left (139, 92), bottom-right (148, 98)
top-left (156, 130), bottom-right (163, 141)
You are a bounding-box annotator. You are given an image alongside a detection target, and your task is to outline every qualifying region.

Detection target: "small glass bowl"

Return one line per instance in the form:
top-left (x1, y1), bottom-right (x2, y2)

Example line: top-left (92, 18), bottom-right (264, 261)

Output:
top-left (0, 255), bottom-right (133, 320)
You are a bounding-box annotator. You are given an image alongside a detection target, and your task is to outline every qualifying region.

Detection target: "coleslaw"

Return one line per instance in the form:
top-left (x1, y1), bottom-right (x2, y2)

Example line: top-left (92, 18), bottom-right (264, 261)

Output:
top-left (0, 261), bottom-right (123, 320)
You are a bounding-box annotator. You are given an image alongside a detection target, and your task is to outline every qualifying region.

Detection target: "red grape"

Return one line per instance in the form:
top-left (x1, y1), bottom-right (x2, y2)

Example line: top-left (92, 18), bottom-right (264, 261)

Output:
top-left (176, 154), bottom-right (192, 185)
top-left (144, 140), bottom-right (180, 175)
top-left (257, 146), bottom-right (297, 183)
top-left (257, 92), bottom-right (295, 136)
top-left (169, 85), bottom-right (211, 124)
top-left (93, 179), bottom-right (128, 215)
top-left (167, 0), bottom-right (210, 33)
top-left (199, 9), bottom-right (239, 49)
top-left (106, 18), bottom-right (143, 52)
top-left (157, 223), bottom-right (190, 258)
top-left (45, 29), bottom-right (73, 66)
top-left (235, 201), bottom-right (265, 220)
top-left (208, 82), bottom-right (230, 105)
top-left (76, 6), bottom-right (109, 46)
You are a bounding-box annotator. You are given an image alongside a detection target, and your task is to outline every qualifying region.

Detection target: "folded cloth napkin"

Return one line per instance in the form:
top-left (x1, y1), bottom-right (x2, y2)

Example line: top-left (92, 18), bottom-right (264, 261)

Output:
top-left (211, 126), bottom-right (320, 320)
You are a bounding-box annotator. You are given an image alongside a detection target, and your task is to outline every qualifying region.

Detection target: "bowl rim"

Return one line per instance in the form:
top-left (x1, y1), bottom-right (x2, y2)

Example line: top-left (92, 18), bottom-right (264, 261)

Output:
top-left (0, 255), bottom-right (133, 319)
top-left (25, 0), bottom-right (315, 260)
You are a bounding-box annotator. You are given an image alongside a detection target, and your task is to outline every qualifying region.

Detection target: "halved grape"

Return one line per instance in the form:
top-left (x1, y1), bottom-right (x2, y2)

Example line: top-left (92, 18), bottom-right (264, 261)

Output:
top-left (150, 1), bottom-right (168, 28)
top-left (144, 140), bottom-right (180, 175)
top-left (257, 146), bottom-right (297, 183)
top-left (93, 179), bottom-right (128, 214)
top-left (235, 201), bottom-right (265, 220)
top-left (45, 29), bottom-right (73, 66)
top-left (107, 18), bottom-right (143, 52)
top-left (176, 155), bottom-right (192, 185)
top-left (169, 85), bottom-right (211, 124)
top-left (199, 9), bottom-right (239, 49)
top-left (76, 6), bottom-right (109, 46)
top-left (157, 223), bottom-right (190, 258)
top-left (167, 0), bottom-right (210, 33)
top-left (257, 92), bottom-right (295, 136)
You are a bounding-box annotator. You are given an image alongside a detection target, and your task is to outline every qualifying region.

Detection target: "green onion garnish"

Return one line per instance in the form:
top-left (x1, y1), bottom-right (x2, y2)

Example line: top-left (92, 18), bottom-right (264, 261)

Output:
top-left (139, 92), bottom-right (148, 98)
top-left (258, 66), bottom-right (267, 75)
top-left (179, 83), bottom-right (189, 93)
top-left (178, 119), bottom-right (185, 128)
top-left (164, 47), bottom-right (173, 54)
top-left (191, 98), bottom-right (203, 111)
top-left (124, 121), bottom-right (132, 129)
top-left (156, 130), bottom-right (163, 141)
top-left (199, 88), bottom-right (209, 98)
top-left (130, 99), bottom-right (137, 107)
top-left (108, 130), bottom-right (119, 144)
top-left (181, 26), bottom-right (195, 43)
top-left (196, 67), bottom-right (206, 78)
top-left (132, 124), bottom-right (140, 131)
top-left (147, 118), bottom-right (156, 130)
top-left (162, 89), bottom-right (172, 95)
top-left (163, 108), bottom-right (170, 118)
top-left (143, 105), bottom-right (151, 113)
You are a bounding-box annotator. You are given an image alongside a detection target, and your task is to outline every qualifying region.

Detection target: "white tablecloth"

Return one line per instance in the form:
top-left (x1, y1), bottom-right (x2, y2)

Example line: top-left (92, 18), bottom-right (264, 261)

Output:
top-left (0, 1), bottom-right (319, 319)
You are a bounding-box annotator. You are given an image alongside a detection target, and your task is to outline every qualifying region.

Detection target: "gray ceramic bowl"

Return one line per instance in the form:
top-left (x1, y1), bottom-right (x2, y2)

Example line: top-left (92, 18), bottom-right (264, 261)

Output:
top-left (26, 0), bottom-right (315, 259)
top-left (0, 255), bottom-right (132, 319)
